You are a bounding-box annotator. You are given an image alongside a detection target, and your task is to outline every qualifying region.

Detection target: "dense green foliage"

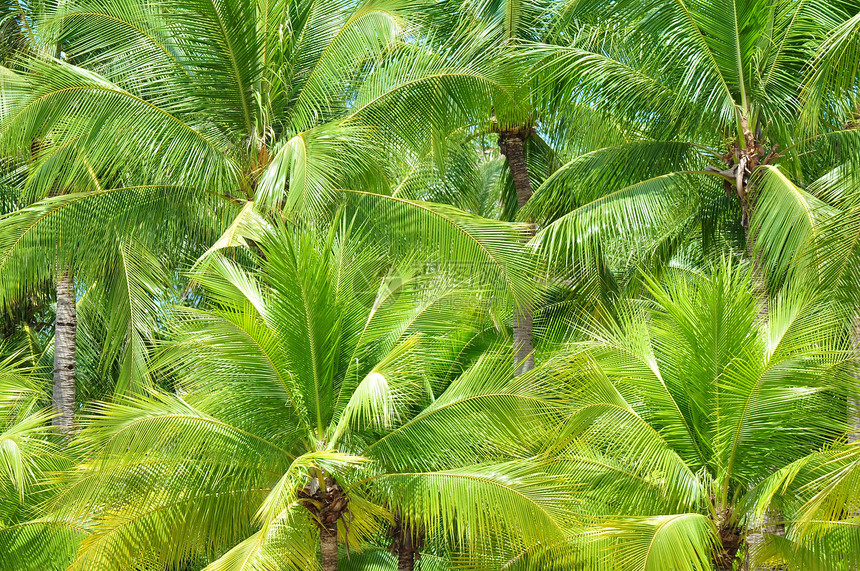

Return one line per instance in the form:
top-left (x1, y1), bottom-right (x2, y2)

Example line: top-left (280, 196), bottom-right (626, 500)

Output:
top-left (0, 0), bottom-right (860, 570)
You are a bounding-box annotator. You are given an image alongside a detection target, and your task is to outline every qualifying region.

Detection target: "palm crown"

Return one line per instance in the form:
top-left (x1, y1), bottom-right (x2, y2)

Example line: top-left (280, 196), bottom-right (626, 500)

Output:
top-left (524, 0), bottom-right (860, 294)
top-left (0, 1), bottom-right (859, 570)
top-left (537, 262), bottom-right (857, 570)
top-left (0, 0), bottom-right (543, 398)
top-left (29, 221), bottom-right (573, 570)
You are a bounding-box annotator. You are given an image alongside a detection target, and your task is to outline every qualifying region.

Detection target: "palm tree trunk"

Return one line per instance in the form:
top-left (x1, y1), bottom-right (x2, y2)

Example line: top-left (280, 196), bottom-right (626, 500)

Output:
top-left (52, 270), bottom-right (76, 433)
top-left (512, 309), bottom-right (534, 375)
top-left (397, 544), bottom-right (415, 571)
top-left (389, 512), bottom-right (422, 571)
top-left (320, 527), bottom-right (338, 571)
top-left (500, 133), bottom-right (533, 210)
top-left (299, 473), bottom-right (347, 571)
top-left (498, 131), bottom-right (535, 375)
top-left (722, 114), bottom-right (769, 320)
top-left (715, 513), bottom-right (742, 571)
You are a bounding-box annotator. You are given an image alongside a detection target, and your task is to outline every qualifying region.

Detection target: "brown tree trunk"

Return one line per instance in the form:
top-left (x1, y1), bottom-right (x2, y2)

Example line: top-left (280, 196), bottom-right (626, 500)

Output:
top-left (397, 541), bottom-right (415, 571)
top-left (717, 114), bottom-right (772, 321)
top-left (715, 510), bottom-right (742, 571)
top-left (500, 134), bottom-right (534, 210)
top-left (299, 473), bottom-right (348, 571)
top-left (52, 270), bottom-right (76, 433)
top-left (499, 131), bottom-right (535, 375)
top-left (320, 527), bottom-right (338, 571)
top-left (389, 512), bottom-right (423, 571)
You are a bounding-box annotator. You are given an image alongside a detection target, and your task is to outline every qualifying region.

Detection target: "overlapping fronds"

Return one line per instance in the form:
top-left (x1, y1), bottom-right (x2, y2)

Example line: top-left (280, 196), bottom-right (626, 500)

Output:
top-left (36, 221), bottom-right (565, 568)
top-left (0, 1), bottom-right (859, 570)
top-left (358, 459), bottom-right (577, 554)
top-left (751, 165), bottom-right (836, 288)
top-left (0, 518), bottom-right (89, 570)
top-left (599, 513), bottom-right (719, 571)
top-left (341, 190), bottom-right (540, 307)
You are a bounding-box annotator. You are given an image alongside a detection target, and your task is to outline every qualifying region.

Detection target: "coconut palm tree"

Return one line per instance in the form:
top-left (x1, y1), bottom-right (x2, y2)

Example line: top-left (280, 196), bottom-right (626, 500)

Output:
top-left (17, 220), bottom-right (573, 571)
top-left (509, 261), bottom-right (858, 570)
top-left (2, 0), bottom-right (404, 431)
top-left (404, 0), bottom-right (631, 374)
top-left (523, 0), bottom-right (860, 310)
top-left (0, 0), bottom-right (540, 434)
top-left (0, 0), bottom-right (84, 433)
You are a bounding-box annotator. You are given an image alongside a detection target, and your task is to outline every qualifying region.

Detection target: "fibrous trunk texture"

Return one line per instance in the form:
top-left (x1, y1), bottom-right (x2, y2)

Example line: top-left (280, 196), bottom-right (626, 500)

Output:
top-left (499, 133), bottom-right (533, 210)
top-left (709, 115), bottom-right (779, 320)
top-left (397, 545), bottom-right (415, 571)
top-left (299, 474), bottom-right (349, 571)
top-left (389, 512), bottom-right (424, 571)
top-left (714, 509), bottom-right (742, 571)
top-left (499, 130), bottom-right (535, 375)
top-left (320, 528), bottom-right (338, 571)
top-left (53, 271), bottom-right (76, 433)
top-left (716, 530), bottom-right (742, 571)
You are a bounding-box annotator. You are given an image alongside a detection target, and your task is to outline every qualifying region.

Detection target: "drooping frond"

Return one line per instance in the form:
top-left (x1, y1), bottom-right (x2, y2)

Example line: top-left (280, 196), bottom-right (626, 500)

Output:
top-left (598, 513), bottom-right (719, 571)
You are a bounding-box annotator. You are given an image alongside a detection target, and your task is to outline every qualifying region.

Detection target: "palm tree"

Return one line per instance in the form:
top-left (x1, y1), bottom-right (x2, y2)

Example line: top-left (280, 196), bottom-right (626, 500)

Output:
top-left (324, 1), bottom-right (626, 375)
top-left (23, 221), bottom-right (572, 571)
top-left (410, 1), bottom-right (628, 374)
top-left (520, 261), bottom-right (858, 570)
top-left (3, 0), bottom-right (401, 432)
top-left (0, 5), bottom-right (857, 571)
top-left (0, 0), bottom-right (83, 433)
top-left (523, 0), bottom-right (860, 311)
top-left (0, 0), bottom-right (539, 434)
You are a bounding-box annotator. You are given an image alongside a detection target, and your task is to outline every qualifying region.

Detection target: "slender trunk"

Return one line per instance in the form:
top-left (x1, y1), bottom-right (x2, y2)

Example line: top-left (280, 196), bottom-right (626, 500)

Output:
top-left (500, 134), bottom-right (533, 210)
top-left (299, 473), bottom-right (348, 571)
top-left (513, 309), bottom-right (534, 375)
top-left (320, 527), bottom-right (338, 571)
top-left (389, 512), bottom-right (423, 571)
top-left (52, 270), bottom-right (76, 433)
top-left (717, 114), bottom-right (773, 320)
top-left (397, 542), bottom-right (415, 571)
top-left (499, 131), bottom-right (535, 375)
top-left (715, 510), bottom-right (742, 571)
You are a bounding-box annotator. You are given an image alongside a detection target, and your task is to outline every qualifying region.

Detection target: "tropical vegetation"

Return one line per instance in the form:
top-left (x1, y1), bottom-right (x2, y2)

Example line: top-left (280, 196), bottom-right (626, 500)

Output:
top-left (0, 0), bottom-right (859, 570)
